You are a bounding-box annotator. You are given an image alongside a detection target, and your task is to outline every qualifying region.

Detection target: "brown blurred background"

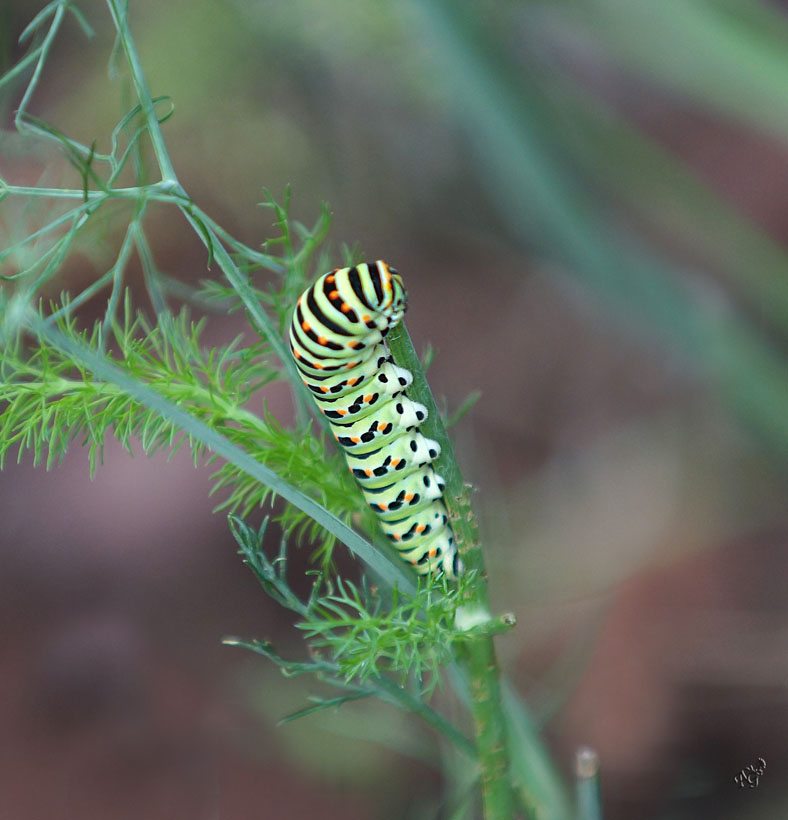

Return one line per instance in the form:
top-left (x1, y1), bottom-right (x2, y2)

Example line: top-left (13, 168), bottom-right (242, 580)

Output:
top-left (3, 0), bottom-right (788, 818)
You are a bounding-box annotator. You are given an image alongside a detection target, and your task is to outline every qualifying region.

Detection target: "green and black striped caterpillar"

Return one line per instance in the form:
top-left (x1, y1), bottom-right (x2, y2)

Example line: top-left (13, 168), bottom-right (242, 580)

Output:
top-left (289, 261), bottom-right (459, 577)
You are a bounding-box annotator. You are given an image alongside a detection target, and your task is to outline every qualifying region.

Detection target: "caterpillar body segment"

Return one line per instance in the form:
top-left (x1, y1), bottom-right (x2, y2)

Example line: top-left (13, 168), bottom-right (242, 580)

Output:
top-left (345, 432), bottom-right (441, 486)
top-left (332, 398), bottom-right (429, 455)
top-left (289, 260), bottom-right (459, 577)
top-left (360, 465), bottom-right (446, 519)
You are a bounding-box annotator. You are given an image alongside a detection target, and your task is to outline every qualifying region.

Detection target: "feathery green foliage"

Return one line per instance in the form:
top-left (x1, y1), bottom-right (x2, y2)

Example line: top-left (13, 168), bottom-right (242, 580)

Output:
top-left (0, 2), bottom-right (599, 819)
top-left (227, 514), bottom-right (475, 700)
top-left (0, 292), bottom-right (379, 564)
top-left (0, 0), bottom-right (420, 583)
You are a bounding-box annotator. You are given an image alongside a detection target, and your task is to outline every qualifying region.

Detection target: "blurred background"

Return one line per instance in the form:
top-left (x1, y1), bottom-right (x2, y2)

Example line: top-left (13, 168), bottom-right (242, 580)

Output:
top-left (2, 0), bottom-right (788, 817)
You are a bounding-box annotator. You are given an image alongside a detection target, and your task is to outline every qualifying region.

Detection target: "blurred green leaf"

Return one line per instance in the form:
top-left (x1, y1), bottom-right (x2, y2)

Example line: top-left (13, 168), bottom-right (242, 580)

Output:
top-left (412, 0), bottom-right (788, 465)
top-left (502, 681), bottom-right (573, 820)
top-left (545, 74), bottom-right (788, 334)
top-left (567, 0), bottom-right (788, 139)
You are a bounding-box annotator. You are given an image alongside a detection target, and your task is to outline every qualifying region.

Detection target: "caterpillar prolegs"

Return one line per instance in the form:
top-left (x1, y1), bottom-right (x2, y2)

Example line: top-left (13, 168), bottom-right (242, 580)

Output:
top-left (289, 261), bottom-right (459, 577)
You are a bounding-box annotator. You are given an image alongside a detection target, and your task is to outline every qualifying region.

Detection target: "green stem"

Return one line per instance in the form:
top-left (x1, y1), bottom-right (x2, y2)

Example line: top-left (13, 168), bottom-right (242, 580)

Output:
top-left (103, 0), bottom-right (313, 425)
top-left (0, 184), bottom-right (152, 199)
top-left (575, 747), bottom-right (603, 820)
top-left (387, 321), bottom-right (516, 820)
top-left (386, 323), bottom-right (480, 567)
top-left (178, 207), bottom-right (316, 429)
top-left (186, 204), bottom-right (284, 273)
top-left (0, 204), bottom-right (89, 265)
top-left (468, 635), bottom-right (517, 819)
top-left (106, 0), bottom-right (177, 183)
top-left (372, 674), bottom-right (476, 758)
top-left (14, 2), bottom-right (65, 132)
top-left (501, 681), bottom-right (572, 820)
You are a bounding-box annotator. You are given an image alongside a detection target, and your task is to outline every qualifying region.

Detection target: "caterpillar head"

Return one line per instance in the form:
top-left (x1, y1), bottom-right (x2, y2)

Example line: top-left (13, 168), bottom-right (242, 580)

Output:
top-left (377, 260), bottom-right (407, 325)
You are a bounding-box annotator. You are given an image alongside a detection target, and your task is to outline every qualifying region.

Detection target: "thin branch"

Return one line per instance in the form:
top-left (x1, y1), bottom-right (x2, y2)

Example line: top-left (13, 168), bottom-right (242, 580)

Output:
top-left (105, 0), bottom-right (178, 183)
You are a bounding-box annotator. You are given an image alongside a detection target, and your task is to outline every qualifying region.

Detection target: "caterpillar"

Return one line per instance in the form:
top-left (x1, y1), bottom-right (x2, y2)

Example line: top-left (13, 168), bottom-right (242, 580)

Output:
top-left (289, 260), bottom-right (459, 577)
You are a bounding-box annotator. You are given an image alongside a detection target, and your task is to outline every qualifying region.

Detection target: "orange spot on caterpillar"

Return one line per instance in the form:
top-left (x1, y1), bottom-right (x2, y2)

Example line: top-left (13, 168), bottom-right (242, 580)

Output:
top-left (329, 290), bottom-right (340, 300)
top-left (314, 362), bottom-right (324, 370)
top-left (391, 459), bottom-right (401, 467)
top-left (294, 351), bottom-right (301, 359)
top-left (429, 547), bottom-right (437, 557)
top-left (350, 437), bottom-right (360, 443)
top-left (377, 421), bottom-right (386, 431)
top-left (363, 394), bottom-right (373, 403)
top-left (327, 274), bottom-right (335, 283)
top-left (379, 503), bottom-right (388, 511)
top-left (301, 321), bottom-right (310, 332)
top-left (337, 409), bottom-right (348, 416)
top-left (404, 493), bottom-right (414, 502)
top-left (348, 340), bottom-right (359, 348)
top-left (346, 377), bottom-right (358, 386)
top-left (320, 386), bottom-right (329, 393)
top-left (415, 524), bottom-right (426, 533)
top-left (393, 534), bottom-right (402, 541)
top-left (362, 315), bottom-right (371, 323)
top-left (364, 468), bottom-right (373, 477)
top-left (317, 336), bottom-right (327, 345)
top-left (345, 361), bottom-right (358, 369)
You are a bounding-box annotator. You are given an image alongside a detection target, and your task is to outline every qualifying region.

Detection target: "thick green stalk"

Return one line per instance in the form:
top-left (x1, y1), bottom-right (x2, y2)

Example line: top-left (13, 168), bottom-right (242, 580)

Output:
top-left (467, 633), bottom-right (516, 819)
top-left (388, 322), bottom-right (517, 820)
top-left (386, 324), bottom-right (479, 561)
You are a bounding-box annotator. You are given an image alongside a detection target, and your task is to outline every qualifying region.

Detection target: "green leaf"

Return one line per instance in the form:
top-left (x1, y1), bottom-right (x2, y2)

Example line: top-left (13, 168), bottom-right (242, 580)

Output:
top-left (501, 681), bottom-right (572, 820)
top-left (568, 0), bottom-right (788, 139)
top-left (222, 636), bottom-right (336, 677)
top-left (444, 390), bottom-right (481, 428)
top-left (278, 692), bottom-right (373, 725)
